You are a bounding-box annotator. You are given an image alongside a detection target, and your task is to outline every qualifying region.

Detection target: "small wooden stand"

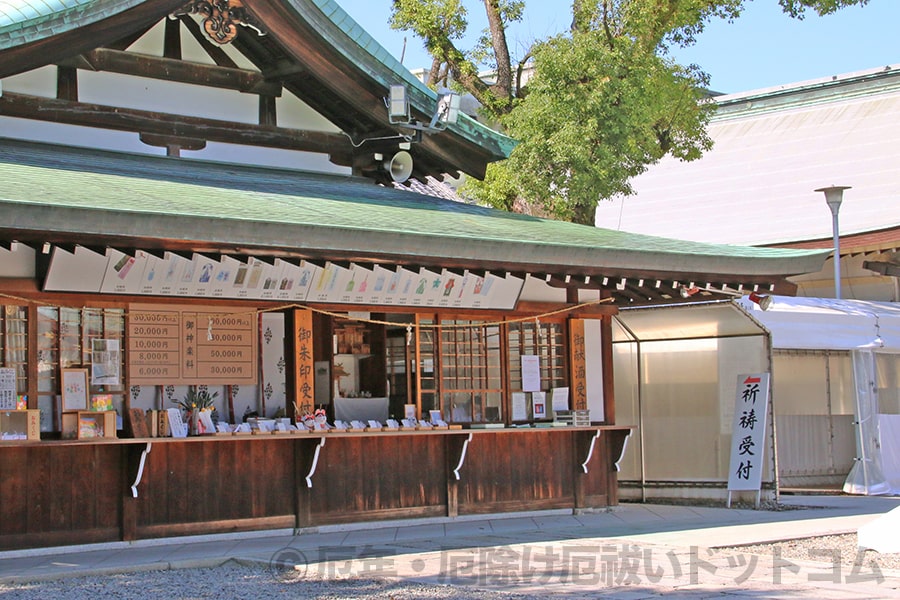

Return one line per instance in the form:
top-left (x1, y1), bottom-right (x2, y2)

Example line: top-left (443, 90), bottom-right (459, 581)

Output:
top-left (62, 410), bottom-right (117, 440)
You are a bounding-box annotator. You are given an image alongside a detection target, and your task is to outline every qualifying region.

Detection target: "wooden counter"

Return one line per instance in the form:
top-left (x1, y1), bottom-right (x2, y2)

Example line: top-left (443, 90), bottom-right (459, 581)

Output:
top-left (0, 426), bottom-right (632, 550)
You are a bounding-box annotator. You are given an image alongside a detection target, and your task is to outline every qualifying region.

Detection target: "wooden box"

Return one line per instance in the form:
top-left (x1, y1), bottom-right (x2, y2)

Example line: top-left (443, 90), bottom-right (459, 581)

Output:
top-left (62, 410), bottom-right (117, 440)
top-left (0, 409), bottom-right (40, 441)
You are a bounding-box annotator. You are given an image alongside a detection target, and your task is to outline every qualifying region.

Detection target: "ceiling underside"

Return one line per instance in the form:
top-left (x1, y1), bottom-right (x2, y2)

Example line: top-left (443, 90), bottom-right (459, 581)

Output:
top-left (0, 0), bottom-right (511, 181)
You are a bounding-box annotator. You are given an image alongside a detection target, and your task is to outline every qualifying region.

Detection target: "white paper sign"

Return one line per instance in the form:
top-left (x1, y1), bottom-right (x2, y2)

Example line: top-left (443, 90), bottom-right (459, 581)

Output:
top-left (91, 339), bottom-right (121, 385)
top-left (521, 355), bottom-right (541, 392)
top-left (0, 368), bottom-right (16, 410)
top-left (511, 392), bottom-right (527, 421)
top-left (727, 373), bottom-right (771, 492)
top-left (551, 387), bottom-right (570, 413)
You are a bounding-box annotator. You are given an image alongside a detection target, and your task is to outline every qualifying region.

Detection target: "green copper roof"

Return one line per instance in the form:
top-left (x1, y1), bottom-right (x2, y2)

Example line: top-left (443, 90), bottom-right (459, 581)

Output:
top-left (0, 0), bottom-right (145, 40)
top-left (0, 138), bottom-right (828, 281)
top-left (303, 0), bottom-right (516, 156)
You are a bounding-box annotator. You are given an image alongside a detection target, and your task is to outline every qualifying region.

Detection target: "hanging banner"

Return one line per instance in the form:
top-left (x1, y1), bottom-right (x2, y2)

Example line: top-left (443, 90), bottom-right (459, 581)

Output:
top-left (727, 373), bottom-right (771, 493)
top-left (261, 313), bottom-right (287, 414)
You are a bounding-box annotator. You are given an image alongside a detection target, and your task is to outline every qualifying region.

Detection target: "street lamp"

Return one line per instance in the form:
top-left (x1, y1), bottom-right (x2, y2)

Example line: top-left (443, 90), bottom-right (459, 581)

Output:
top-left (815, 185), bottom-right (851, 299)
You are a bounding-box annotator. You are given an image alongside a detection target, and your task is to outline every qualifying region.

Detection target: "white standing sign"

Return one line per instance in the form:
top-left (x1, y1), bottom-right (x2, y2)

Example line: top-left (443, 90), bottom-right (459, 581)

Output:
top-left (727, 373), bottom-right (771, 506)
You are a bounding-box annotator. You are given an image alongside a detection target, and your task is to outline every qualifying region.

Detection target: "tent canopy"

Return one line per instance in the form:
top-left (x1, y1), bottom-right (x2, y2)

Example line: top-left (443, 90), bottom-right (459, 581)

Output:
top-left (614, 300), bottom-right (764, 342)
top-left (737, 295), bottom-right (900, 351)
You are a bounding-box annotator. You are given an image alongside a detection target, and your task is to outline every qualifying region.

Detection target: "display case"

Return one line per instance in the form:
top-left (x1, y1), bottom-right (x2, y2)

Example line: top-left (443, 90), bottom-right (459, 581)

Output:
top-left (61, 410), bottom-right (117, 440)
top-left (0, 409), bottom-right (40, 441)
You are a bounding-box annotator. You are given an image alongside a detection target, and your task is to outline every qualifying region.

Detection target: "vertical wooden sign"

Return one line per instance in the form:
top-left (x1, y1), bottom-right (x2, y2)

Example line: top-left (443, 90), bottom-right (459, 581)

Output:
top-left (569, 319), bottom-right (587, 410)
top-left (293, 309), bottom-right (315, 415)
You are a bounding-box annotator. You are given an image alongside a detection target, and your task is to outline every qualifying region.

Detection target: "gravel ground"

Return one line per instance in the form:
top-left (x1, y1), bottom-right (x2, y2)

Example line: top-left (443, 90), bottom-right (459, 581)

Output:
top-left (719, 532), bottom-right (900, 571)
top-left (0, 535), bottom-right (897, 599)
top-left (0, 565), bottom-right (532, 600)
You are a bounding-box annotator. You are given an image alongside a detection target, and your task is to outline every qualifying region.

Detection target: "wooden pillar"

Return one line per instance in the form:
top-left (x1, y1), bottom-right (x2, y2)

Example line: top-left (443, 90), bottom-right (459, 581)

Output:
top-left (445, 434), bottom-right (471, 517)
top-left (26, 304), bottom-right (39, 410)
top-left (120, 444), bottom-right (145, 542)
top-left (294, 439), bottom-right (312, 528)
top-left (163, 16), bottom-right (182, 60)
top-left (573, 432), bottom-right (586, 510)
top-left (600, 314), bottom-right (615, 424)
top-left (56, 66), bottom-right (78, 102)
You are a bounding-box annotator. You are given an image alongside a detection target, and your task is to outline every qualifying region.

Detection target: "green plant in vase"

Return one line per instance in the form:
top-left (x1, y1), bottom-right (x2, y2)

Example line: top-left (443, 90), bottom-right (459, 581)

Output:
top-left (174, 387), bottom-right (219, 434)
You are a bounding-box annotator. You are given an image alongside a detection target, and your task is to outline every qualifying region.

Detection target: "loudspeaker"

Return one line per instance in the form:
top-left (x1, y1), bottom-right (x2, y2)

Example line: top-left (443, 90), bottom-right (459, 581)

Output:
top-left (384, 151), bottom-right (413, 183)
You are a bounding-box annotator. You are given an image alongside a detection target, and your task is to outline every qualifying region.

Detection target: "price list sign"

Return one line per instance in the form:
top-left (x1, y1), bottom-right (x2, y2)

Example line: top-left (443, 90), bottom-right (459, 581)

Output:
top-left (129, 304), bottom-right (257, 385)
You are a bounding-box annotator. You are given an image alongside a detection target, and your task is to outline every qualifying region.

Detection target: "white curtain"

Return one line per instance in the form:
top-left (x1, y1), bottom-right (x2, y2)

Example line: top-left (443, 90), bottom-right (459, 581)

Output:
top-left (843, 349), bottom-right (894, 495)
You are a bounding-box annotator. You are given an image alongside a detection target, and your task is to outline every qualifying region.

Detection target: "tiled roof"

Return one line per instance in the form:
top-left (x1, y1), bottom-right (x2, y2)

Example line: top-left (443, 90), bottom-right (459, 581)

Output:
top-left (595, 66), bottom-right (900, 247)
top-left (0, 138), bottom-right (828, 280)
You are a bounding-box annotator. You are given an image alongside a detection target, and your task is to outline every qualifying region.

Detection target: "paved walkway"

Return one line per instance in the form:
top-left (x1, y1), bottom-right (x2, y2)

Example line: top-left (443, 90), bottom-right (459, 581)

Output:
top-left (1, 494), bottom-right (899, 598)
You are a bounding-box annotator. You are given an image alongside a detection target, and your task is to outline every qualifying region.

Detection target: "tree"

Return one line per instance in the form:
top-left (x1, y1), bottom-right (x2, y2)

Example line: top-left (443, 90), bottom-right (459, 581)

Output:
top-left (389, 0), bottom-right (869, 225)
top-left (779, 0), bottom-right (868, 18)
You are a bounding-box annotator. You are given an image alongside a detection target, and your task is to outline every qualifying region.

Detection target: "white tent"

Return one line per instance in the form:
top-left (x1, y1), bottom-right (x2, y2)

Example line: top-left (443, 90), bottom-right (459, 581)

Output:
top-left (737, 296), bottom-right (900, 495)
top-left (613, 296), bottom-right (900, 502)
top-left (735, 296), bottom-right (900, 351)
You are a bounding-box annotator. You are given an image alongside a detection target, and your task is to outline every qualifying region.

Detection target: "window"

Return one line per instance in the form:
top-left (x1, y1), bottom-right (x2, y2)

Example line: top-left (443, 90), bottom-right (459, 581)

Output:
top-left (415, 316), bottom-right (438, 417)
top-left (414, 315), bottom-right (572, 424)
top-left (417, 317), bottom-right (504, 424)
top-left (507, 320), bottom-right (566, 420)
top-left (37, 306), bottom-right (126, 429)
top-left (1, 305), bottom-right (28, 396)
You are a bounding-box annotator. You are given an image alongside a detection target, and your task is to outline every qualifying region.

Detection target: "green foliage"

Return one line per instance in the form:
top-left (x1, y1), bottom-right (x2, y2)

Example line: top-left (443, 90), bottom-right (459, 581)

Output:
top-left (391, 0), bottom-right (868, 225)
top-left (174, 387), bottom-right (219, 412)
top-left (496, 29), bottom-right (714, 223)
top-left (778, 0), bottom-right (868, 18)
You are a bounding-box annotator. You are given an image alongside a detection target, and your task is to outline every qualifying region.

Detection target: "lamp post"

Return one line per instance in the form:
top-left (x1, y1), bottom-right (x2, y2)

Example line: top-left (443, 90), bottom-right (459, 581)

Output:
top-left (815, 185), bottom-right (851, 300)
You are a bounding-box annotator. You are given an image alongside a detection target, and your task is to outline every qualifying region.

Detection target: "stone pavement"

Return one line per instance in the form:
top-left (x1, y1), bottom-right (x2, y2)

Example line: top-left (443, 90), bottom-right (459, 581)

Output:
top-left (1, 494), bottom-right (899, 598)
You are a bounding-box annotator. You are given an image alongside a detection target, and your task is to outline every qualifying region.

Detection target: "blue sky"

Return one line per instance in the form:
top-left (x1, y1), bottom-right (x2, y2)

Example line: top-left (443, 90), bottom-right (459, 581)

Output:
top-left (338, 0), bottom-right (900, 94)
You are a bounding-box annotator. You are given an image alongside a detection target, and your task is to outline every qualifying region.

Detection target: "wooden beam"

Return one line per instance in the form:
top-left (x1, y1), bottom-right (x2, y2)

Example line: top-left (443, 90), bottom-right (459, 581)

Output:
top-left (0, 92), bottom-right (351, 159)
top-left (61, 48), bottom-right (282, 97)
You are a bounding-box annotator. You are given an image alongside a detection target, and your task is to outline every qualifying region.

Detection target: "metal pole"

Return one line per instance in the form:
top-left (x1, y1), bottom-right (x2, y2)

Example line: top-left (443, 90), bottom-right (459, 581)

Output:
top-left (816, 186), bottom-right (851, 300)
top-left (831, 208), bottom-right (842, 300)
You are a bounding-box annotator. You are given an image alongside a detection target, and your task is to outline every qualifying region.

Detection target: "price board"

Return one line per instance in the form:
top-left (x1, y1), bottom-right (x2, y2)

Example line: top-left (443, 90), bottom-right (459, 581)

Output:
top-left (129, 304), bottom-right (258, 385)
